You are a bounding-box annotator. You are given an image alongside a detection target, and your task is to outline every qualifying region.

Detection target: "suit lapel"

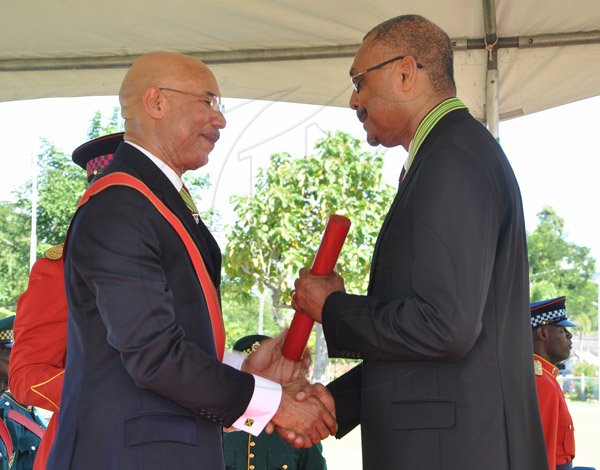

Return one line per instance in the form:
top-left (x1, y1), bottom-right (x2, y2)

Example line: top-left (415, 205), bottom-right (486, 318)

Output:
top-left (368, 108), bottom-right (472, 293)
top-left (106, 143), bottom-right (220, 283)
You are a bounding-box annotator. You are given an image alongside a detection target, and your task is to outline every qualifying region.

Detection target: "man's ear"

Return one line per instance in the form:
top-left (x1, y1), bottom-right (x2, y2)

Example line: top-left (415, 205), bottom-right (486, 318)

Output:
top-left (535, 326), bottom-right (549, 342)
top-left (398, 55), bottom-right (420, 91)
top-left (143, 87), bottom-right (166, 119)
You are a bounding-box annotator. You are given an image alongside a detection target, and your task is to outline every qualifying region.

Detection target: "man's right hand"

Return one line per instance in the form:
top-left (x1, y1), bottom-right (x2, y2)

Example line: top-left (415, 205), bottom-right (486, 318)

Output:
top-left (269, 379), bottom-right (337, 448)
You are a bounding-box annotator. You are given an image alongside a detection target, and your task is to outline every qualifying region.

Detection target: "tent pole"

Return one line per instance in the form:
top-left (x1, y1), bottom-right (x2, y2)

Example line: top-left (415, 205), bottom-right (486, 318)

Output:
top-left (29, 153), bottom-right (38, 272)
top-left (482, 0), bottom-right (500, 140)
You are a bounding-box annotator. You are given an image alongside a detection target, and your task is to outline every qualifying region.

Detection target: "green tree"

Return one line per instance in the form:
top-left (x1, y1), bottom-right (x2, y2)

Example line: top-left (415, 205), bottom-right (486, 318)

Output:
top-left (0, 110), bottom-right (125, 310)
top-left (223, 131), bottom-right (396, 373)
top-left (87, 108), bottom-right (123, 139)
top-left (528, 206), bottom-right (598, 333)
top-left (13, 141), bottom-right (88, 250)
top-left (0, 202), bottom-right (30, 308)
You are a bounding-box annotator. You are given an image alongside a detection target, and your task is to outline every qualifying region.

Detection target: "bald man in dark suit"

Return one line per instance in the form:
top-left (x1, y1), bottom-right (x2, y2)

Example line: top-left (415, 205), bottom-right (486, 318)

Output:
top-left (48, 52), bottom-right (335, 470)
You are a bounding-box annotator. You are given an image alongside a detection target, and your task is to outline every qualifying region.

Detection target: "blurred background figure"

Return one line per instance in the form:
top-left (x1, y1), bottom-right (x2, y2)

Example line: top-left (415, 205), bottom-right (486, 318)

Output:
top-left (223, 334), bottom-right (327, 470)
top-left (0, 315), bottom-right (47, 470)
top-left (531, 296), bottom-right (596, 470)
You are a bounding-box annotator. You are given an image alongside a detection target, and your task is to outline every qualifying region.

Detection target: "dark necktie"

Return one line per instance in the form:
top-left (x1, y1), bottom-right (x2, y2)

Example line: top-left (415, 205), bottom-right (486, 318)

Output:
top-left (398, 166), bottom-right (407, 190)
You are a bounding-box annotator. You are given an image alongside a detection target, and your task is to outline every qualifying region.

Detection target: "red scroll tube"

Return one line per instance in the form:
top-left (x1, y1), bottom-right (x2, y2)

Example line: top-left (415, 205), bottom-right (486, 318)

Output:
top-left (282, 214), bottom-right (351, 360)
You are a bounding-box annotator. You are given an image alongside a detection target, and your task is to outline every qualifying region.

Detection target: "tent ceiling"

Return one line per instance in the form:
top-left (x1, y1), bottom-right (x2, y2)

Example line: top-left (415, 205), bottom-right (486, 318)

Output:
top-left (1, 0), bottom-right (600, 121)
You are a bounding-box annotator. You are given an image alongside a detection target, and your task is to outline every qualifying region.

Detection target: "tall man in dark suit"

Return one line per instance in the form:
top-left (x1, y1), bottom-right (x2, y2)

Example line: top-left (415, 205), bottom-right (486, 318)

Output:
top-left (47, 52), bottom-right (335, 470)
top-left (292, 14), bottom-right (548, 469)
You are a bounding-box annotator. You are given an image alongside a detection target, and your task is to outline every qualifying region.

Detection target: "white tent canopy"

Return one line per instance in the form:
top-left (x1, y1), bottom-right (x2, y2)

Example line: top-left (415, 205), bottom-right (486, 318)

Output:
top-left (2, 0), bottom-right (600, 130)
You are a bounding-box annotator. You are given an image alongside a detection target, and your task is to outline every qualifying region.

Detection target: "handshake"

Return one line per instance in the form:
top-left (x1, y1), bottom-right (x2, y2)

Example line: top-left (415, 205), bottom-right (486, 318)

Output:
top-left (240, 331), bottom-right (337, 448)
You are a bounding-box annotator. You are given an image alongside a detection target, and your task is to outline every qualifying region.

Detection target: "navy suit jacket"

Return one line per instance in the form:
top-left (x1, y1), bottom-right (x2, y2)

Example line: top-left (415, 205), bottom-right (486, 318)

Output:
top-left (48, 143), bottom-right (254, 469)
top-left (324, 109), bottom-right (548, 469)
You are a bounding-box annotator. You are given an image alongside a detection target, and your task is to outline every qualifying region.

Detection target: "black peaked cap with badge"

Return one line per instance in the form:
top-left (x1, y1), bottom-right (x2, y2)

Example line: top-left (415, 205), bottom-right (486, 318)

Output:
top-left (72, 132), bottom-right (124, 182)
top-left (530, 296), bottom-right (577, 329)
top-left (232, 334), bottom-right (270, 356)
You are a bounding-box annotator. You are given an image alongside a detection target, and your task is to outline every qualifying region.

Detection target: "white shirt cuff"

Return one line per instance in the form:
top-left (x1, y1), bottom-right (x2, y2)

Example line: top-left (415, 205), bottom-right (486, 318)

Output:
top-left (223, 350), bottom-right (245, 370)
top-left (231, 375), bottom-right (282, 436)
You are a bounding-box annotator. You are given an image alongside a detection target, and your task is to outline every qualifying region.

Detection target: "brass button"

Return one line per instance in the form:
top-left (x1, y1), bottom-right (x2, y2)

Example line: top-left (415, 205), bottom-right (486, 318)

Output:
top-left (250, 441), bottom-right (256, 447)
top-left (283, 465), bottom-right (288, 470)
top-left (249, 453), bottom-right (255, 459)
top-left (249, 466), bottom-right (255, 470)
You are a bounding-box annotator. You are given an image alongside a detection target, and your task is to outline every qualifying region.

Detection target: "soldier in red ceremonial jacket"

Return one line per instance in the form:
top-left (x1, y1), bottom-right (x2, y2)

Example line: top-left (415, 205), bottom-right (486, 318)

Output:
top-left (8, 133), bottom-right (124, 470)
top-left (531, 296), bottom-right (596, 470)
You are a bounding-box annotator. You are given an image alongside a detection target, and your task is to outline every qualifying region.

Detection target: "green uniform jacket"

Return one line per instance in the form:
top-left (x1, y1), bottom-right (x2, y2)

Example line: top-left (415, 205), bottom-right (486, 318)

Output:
top-left (223, 431), bottom-right (326, 470)
top-left (1, 392), bottom-right (46, 470)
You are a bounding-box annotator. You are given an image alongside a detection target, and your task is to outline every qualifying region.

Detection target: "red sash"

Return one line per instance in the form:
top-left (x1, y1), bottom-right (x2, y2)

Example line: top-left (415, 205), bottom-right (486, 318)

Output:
top-left (7, 409), bottom-right (45, 439)
top-left (76, 172), bottom-right (225, 361)
top-left (0, 418), bottom-right (12, 459)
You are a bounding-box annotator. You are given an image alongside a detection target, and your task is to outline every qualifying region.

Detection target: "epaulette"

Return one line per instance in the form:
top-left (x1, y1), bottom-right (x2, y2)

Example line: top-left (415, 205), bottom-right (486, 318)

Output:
top-left (534, 359), bottom-right (543, 376)
top-left (45, 243), bottom-right (64, 261)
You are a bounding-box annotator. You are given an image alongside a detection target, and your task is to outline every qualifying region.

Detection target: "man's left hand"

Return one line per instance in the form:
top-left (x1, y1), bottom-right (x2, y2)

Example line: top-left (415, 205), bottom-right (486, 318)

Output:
top-left (241, 330), bottom-right (310, 384)
top-left (292, 268), bottom-right (345, 323)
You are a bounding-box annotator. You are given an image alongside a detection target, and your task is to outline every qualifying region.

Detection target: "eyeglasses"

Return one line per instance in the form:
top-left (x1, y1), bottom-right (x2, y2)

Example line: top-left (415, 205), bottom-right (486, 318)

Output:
top-left (350, 55), bottom-right (424, 92)
top-left (159, 87), bottom-right (225, 113)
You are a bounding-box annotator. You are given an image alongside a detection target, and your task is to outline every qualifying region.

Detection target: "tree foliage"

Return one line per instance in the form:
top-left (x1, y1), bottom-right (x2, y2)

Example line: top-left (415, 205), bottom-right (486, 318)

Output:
top-left (0, 109), bottom-right (124, 310)
top-left (13, 141), bottom-right (88, 250)
top-left (0, 203), bottom-right (31, 308)
top-left (528, 206), bottom-right (598, 333)
top-left (223, 130), bottom-right (396, 332)
top-left (86, 108), bottom-right (123, 139)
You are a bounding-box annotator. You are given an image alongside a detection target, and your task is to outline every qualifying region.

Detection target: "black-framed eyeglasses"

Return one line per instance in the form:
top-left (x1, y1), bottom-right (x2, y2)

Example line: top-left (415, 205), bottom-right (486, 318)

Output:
top-left (159, 87), bottom-right (225, 113)
top-left (350, 55), bottom-right (424, 92)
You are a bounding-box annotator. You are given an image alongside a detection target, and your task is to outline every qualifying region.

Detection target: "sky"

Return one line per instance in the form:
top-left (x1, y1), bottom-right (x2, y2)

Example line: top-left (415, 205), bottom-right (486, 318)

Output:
top-left (0, 94), bottom-right (599, 266)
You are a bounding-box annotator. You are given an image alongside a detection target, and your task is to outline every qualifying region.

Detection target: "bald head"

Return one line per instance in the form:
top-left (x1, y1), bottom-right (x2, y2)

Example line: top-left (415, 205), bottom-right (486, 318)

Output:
top-left (120, 52), bottom-right (215, 123)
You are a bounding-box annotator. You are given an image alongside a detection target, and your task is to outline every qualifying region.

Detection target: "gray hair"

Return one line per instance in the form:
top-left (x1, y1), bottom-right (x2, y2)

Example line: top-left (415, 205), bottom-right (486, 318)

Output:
top-left (366, 14), bottom-right (456, 95)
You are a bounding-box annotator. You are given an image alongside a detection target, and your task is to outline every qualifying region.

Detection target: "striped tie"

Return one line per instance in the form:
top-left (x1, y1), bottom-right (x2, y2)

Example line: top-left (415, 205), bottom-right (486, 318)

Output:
top-left (180, 184), bottom-right (199, 223)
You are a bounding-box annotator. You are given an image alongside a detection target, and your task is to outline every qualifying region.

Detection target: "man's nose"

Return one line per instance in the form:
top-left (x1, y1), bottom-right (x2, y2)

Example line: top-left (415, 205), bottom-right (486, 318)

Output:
top-left (566, 330), bottom-right (573, 339)
top-left (213, 110), bottom-right (226, 129)
top-left (349, 89), bottom-right (359, 110)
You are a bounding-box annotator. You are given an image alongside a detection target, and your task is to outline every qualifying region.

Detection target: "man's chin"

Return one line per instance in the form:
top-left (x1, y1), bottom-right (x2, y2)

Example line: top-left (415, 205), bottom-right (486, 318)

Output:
top-left (187, 153), bottom-right (210, 171)
top-left (366, 134), bottom-right (380, 146)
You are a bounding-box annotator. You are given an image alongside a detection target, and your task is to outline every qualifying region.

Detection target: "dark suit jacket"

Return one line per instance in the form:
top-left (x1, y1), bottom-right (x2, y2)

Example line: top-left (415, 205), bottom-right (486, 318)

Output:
top-left (47, 143), bottom-right (255, 469)
top-left (324, 109), bottom-right (548, 469)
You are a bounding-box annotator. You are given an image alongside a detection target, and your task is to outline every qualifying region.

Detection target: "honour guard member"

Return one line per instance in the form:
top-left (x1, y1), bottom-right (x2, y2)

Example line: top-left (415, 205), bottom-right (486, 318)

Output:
top-left (0, 315), bottom-right (47, 470)
top-left (531, 296), bottom-right (596, 470)
top-left (8, 133), bottom-right (124, 470)
top-left (223, 335), bottom-right (327, 470)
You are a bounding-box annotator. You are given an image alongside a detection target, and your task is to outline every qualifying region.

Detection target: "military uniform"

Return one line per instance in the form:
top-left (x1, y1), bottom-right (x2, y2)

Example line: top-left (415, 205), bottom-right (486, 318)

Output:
top-left (534, 354), bottom-right (575, 469)
top-left (223, 335), bottom-right (327, 470)
top-left (9, 246), bottom-right (66, 470)
top-left (530, 297), bottom-right (597, 470)
top-left (224, 429), bottom-right (326, 470)
top-left (0, 391), bottom-right (46, 470)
